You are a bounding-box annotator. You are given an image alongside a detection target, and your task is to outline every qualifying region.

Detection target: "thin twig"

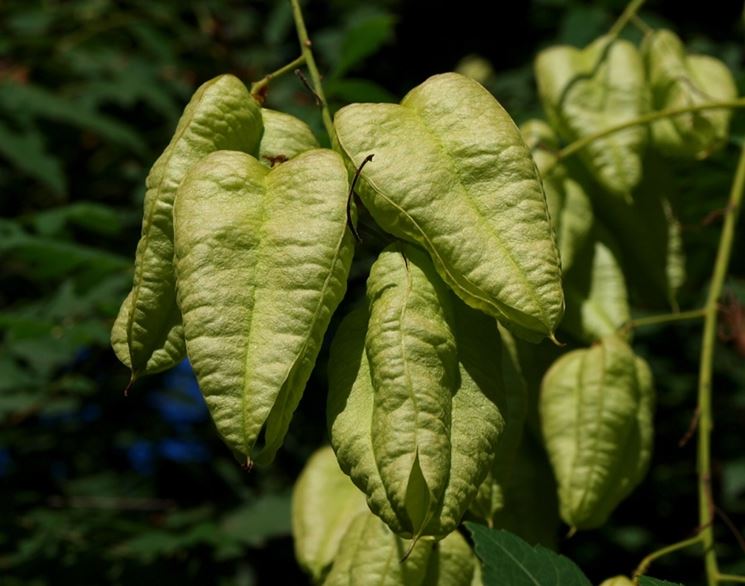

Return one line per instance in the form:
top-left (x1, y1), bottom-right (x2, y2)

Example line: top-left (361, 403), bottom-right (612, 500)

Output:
top-left (250, 55), bottom-right (306, 102)
top-left (632, 534), bottom-right (703, 584)
top-left (608, 0), bottom-right (647, 39)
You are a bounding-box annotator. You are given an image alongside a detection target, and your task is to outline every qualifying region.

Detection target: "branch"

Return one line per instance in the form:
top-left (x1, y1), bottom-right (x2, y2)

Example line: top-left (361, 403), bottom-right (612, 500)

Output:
top-left (697, 144), bottom-right (745, 585)
top-left (289, 0), bottom-right (338, 150)
top-left (608, 0), bottom-right (647, 39)
top-left (250, 55), bottom-right (306, 101)
top-left (542, 99), bottom-right (745, 176)
top-left (632, 534), bottom-right (703, 584)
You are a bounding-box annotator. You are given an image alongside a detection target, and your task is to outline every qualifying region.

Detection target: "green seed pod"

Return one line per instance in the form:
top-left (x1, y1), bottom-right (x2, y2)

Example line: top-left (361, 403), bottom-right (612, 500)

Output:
top-left (292, 446), bottom-right (368, 582)
top-left (173, 148), bottom-right (354, 465)
top-left (600, 577), bottom-right (634, 586)
top-left (562, 224), bottom-right (630, 344)
top-left (258, 108), bottom-right (319, 166)
top-left (540, 334), bottom-right (654, 530)
top-left (112, 74), bottom-right (263, 378)
top-left (335, 72), bottom-right (563, 342)
top-left (328, 244), bottom-right (505, 539)
top-left (535, 37), bottom-right (649, 199)
top-left (643, 29), bottom-right (737, 158)
top-left (520, 119), bottom-right (594, 273)
top-left (324, 510), bottom-right (480, 586)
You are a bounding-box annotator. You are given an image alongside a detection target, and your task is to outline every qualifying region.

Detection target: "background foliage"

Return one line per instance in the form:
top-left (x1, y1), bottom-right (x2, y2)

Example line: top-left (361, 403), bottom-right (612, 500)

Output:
top-left (1, 1), bottom-right (743, 584)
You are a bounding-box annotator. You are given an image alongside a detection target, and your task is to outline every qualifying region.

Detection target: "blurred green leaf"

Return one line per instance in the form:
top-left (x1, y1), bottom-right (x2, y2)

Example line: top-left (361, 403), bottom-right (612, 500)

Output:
top-left (0, 122), bottom-right (66, 193)
top-left (332, 12), bottom-right (395, 78)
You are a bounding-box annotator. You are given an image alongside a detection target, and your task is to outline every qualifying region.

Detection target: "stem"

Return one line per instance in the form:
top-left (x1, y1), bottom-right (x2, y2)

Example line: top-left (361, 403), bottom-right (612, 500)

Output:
top-left (698, 145), bottom-right (745, 585)
top-left (608, 0), bottom-right (647, 39)
top-left (718, 575), bottom-right (745, 584)
top-left (250, 55), bottom-right (306, 99)
top-left (289, 0), bottom-right (337, 149)
top-left (542, 98), bottom-right (745, 176)
top-left (632, 534), bottom-right (703, 584)
top-left (624, 308), bottom-right (707, 331)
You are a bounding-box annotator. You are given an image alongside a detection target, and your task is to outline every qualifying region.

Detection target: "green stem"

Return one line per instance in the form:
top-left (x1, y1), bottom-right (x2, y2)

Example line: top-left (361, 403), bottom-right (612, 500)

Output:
top-left (542, 98), bottom-right (745, 176)
top-left (632, 534), bottom-right (703, 584)
top-left (718, 575), bottom-right (745, 584)
top-left (250, 55), bottom-right (306, 99)
top-left (608, 0), bottom-right (646, 39)
top-left (625, 308), bottom-right (707, 331)
top-left (698, 145), bottom-right (745, 585)
top-left (289, 0), bottom-right (338, 150)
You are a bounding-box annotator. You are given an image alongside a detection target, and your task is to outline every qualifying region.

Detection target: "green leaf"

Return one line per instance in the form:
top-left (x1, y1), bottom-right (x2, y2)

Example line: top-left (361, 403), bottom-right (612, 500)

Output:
top-left (521, 119), bottom-right (594, 273)
top-left (333, 12), bottom-right (395, 78)
top-left (328, 245), bottom-right (505, 539)
top-left (112, 74), bottom-right (263, 377)
top-left (292, 446), bottom-right (368, 582)
top-left (643, 29), bottom-right (737, 158)
top-left (258, 108), bottom-right (319, 167)
top-left (29, 202), bottom-right (129, 237)
top-left (466, 524), bottom-right (592, 586)
top-left (0, 121), bottom-right (65, 193)
top-left (335, 72), bottom-right (564, 340)
top-left (535, 37), bottom-right (649, 198)
top-left (174, 149), bottom-right (353, 465)
top-left (561, 224), bottom-right (630, 344)
top-left (540, 334), bottom-right (655, 529)
top-left (220, 493), bottom-right (292, 547)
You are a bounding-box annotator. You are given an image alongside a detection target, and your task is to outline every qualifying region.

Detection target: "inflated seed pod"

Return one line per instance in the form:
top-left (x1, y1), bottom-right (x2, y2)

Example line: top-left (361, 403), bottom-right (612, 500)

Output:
top-left (258, 108), bottom-right (319, 166)
top-left (173, 148), bottom-right (354, 466)
top-left (643, 29), bottom-right (737, 158)
top-left (335, 72), bottom-right (563, 342)
top-left (328, 243), bottom-right (505, 540)
top-left (112, 74), bottom-right (263, 378)
top-left (540, 334), bottom-right (654, 530)
top-left (535, 37), bottom-right (649, 199)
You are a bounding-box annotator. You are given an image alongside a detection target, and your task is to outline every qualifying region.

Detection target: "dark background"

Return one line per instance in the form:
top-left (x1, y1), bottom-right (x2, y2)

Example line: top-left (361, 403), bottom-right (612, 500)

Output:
top-left (1, 1), bottom-right (744, 584)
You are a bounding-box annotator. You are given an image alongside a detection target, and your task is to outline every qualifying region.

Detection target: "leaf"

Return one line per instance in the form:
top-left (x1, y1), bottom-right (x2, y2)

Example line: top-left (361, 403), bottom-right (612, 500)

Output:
top-left (174, 149), bottom-right (353, 465)
top-left (220, 492), bottom-right (292, 547)
top-left (561, 224), bottom-right (630, 343)
top-left (258, 108), bottom-right (319, 167)
top-left (322, 511), bottom-right (433, 586)
top-left (521, 119), bottom-right (594, 273)
top-left (112, 74), bottom-right (263, 377)
top-left (335, 72), bottom-right (564, 341)
top-left (643, 29), bottom-right (737, 158)
top-left (328, 245), bottom-right (505, 539)
top-left (29, 202), bottom-right (130, 237)
top-left (0, 121), bottom-right (66, 194)
top-left (535, 37), bottom-right (649, 198)
top-left (333, 12), bottom-right (396, 78)
top-left (540, 334), bottom-right (655, 529)
top-left (0, 81), bottom-right (145, 153)
top-left (292, 446), bottom-right (368, 581)
top-left (466, 524), bottom-right (592, 586)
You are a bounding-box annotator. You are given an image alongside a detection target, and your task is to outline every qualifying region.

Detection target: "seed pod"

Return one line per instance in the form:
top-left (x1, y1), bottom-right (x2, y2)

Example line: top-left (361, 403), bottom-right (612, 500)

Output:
top-left (520, 119), bottom-right (594, 273)
top-left (328, 244), bottom-right (505, 539)
top-left (562, 224), bottom-right (630, 344)
top-left (540, 334), bottom-right (654, 530)
top-left (600, 577), bottom-right (634, 586)
top-left (292, 446), bottom-right (368, 582)
top-left (324, 510), bottom-right (480, 586)
top-left (335, 72), bottom-right (563, 342)
top-left (535, 37), bottom-right (649, 199)
top-left (112, 74), bottom-right (263, 378)
top-left (258, 108), bottom-right (319, 166)
top-left (174, 148), bottom-right (353, 465)
top-left (643, 29), bottom-right (737, 158)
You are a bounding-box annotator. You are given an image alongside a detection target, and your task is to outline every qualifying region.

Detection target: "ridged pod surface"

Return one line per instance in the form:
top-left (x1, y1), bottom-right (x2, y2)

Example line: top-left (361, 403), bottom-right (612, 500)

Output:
top-left (535, 37), bottom-right (648, 199)
top-left (112, 74), bottom-right (263, 377)
top-left (335, 72), bottom-right (563, 342)
top-left (540, 334), bottom-right (654, 529)
top-left (173, 148), bottom-right (353, 465)
top-left (328, 244), bottom-right (505, 539)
